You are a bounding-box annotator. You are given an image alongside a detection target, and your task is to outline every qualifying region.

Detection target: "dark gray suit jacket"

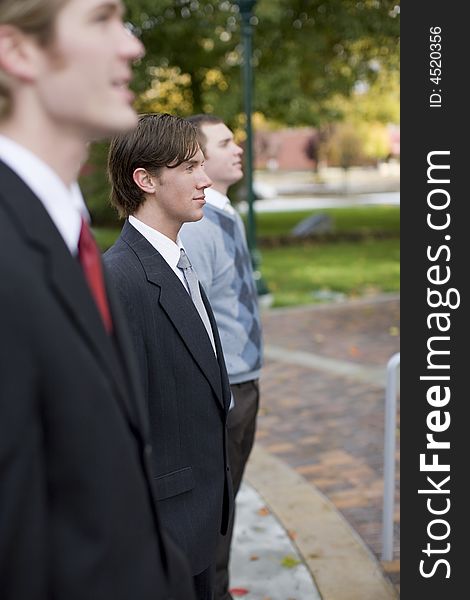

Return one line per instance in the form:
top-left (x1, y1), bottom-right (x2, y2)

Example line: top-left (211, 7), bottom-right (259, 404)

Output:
top-left (104, 220), bottom-right (234, 575)
top-left (0, 160), bottom-right (195, 600)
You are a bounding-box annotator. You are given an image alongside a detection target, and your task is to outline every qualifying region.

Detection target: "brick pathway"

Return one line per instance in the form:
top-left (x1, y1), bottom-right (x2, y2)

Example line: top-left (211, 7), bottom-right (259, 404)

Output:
top-left (257, 294), bottom-right (400, 592)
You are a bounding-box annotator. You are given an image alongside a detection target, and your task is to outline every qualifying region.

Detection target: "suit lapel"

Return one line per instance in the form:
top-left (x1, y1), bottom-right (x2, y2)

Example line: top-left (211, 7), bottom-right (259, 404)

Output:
top-left (202, 286), bottom-right (231, 414)
top-left (158, 280), bottom-right (224, 406)
top-left (122, 222), bottom-right (225, 408)
top-left (47, 244), bottom-right (140, 423)
top-left (0, 161), bottom-right (142, 433)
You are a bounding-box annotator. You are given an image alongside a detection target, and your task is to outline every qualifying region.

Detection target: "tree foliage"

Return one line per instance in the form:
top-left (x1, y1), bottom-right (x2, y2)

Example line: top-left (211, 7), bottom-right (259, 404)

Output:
top-left (81, 1), bottom-right (400, 225)
top-left (126, 0), bottom-right (400, 126)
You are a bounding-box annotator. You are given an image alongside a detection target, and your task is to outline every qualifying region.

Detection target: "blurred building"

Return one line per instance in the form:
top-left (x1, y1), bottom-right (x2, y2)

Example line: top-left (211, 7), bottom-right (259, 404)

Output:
top-left (254, 127), bottom-right (317, 170)
top-left (253, 126), bottom-right (400, 170)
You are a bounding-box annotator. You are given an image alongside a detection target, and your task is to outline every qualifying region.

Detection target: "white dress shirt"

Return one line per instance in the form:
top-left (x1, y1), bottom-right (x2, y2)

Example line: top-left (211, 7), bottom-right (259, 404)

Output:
top-left (0, 135), bottom-right (88, 255)
top-left (128, 215), bottom-right (220, 359)
top-left (128, 215), bottom-right (189, 292)
top-left (204, 187), bottom-right (236, 214)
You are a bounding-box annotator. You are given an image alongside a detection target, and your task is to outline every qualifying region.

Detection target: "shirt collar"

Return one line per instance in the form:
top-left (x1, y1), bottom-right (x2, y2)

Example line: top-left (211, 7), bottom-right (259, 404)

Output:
top-left (0, 134), bottom-right (88, 254)
top-left (128, 215), bottom-right (184, 270)
top-left (204, 187), bottom-right (231, 211)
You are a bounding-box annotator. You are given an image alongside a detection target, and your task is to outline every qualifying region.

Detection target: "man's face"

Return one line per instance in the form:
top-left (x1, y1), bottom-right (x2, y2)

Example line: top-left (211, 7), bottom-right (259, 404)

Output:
top-left (33, 0), bottom-right (144, 140)
top-left (201, 123), bottom-right (243, 193)
top-left (154, 148), bottom-right (213, 233)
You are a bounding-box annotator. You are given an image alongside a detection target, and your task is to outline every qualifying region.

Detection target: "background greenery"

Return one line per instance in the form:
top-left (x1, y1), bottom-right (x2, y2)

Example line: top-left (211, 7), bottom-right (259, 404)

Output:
top-left (251, 205), bottom-right (399, 239)
top-left (260, 238), bottom-right (399, 307)
top-left (80, 1), bottom-right (400, 226)
top-left (87, 1), bottom-right (400, 308)
top-left (95, 205), bottom-right (400, 307)
top-left (126, 0), bottom-right (400, 126)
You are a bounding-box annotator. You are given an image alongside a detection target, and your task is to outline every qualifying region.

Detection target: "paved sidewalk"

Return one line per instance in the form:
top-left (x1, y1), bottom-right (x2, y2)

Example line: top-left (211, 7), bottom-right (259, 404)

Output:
top-left (230, 294), bottom-right (400, 598)
top-left (230, 481), bottom-right (321, 600)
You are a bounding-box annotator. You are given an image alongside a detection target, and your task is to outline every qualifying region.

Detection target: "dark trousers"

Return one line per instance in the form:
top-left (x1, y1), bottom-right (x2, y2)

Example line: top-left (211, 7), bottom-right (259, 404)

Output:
top-left (215, 380), bottom-right (260, 600)
top-left (193, 563), bottom-right (215, 600)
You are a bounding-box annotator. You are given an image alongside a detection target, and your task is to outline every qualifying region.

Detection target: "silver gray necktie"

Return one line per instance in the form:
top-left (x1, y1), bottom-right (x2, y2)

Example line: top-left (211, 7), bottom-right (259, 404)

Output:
top-left (177, 248), bottom-right (216, 354)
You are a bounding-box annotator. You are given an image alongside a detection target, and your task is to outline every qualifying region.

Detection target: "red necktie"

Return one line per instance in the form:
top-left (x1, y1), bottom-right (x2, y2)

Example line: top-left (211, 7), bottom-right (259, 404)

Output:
top-left (77, 218), bottom-right (113, 334)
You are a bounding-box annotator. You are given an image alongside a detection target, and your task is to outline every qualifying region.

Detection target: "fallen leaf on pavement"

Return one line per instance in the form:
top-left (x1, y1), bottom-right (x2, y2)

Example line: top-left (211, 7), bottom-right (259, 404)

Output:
top-left (281, 555), bottom-right (301, 569)
top-left (287, 529), bottom-right (297, 540)
top-left (230, 588), bottom-right (249, 597)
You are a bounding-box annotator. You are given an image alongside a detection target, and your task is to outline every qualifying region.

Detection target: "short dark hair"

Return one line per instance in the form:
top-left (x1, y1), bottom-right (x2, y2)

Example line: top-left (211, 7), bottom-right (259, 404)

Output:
top-left (187, 114), bottom-right (224, 155)
top-left (108, 113), bottom-right (199, 218)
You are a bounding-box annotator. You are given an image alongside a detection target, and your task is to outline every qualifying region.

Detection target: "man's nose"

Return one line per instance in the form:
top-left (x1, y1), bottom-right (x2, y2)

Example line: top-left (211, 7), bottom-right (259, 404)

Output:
top-left (120, 24), bottom-right (145, 61)
top-left (197, 171), bottom-right (213, 189)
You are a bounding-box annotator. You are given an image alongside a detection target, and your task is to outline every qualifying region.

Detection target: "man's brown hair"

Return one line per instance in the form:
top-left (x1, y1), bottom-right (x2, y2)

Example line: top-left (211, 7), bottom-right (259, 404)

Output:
top-left (0, 0), bottom-right (66, 118)
top-left (108, 113), bottom-right (200, 218)
top-left (187, 114), bottom-right (224, 156)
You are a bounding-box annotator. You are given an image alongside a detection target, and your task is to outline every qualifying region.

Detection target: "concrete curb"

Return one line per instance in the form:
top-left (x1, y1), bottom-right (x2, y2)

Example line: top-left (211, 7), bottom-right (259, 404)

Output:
top-left (245, 444), bottom-right (398, 600)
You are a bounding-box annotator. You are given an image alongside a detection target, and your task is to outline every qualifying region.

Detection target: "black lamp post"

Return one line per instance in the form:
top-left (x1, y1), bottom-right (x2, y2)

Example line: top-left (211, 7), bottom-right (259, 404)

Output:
top-left (235, 0), bottom-right (270, 297)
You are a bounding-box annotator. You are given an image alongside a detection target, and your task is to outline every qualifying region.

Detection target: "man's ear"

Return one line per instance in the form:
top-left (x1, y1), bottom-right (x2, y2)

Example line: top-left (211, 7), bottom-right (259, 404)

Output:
top-left (133, 168), bottom-right (156, 194)
top-left (0, 25), bottom-right (43, 82)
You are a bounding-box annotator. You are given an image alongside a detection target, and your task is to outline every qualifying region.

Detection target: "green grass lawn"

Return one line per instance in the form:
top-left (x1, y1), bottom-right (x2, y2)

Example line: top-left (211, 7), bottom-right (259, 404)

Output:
top-left (94, 205), bottom-right (400, 308)
top-left (246, 205), bottom-right (400, 238)
top-left (260, 238), bottom-right (400, 307)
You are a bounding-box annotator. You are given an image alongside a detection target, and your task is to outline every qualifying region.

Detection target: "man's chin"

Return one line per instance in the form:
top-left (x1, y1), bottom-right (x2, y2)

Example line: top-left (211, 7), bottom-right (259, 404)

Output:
top-left (232, 170), bottom-right (244, 184)
top-left (90, 109), bottom-right (138, 141)
top-left (190, 210), bottom-right (205, 223)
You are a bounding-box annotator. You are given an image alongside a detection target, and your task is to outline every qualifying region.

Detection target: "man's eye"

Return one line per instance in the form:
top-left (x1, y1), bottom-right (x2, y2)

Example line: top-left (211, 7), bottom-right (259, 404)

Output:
top-left (94, 12), bottom-right (111, 23)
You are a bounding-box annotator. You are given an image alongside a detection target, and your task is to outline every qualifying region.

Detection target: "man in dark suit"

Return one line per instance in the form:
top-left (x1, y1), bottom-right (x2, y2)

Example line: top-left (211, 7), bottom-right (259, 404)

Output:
top-left (104, 113), bottom-right (234, 600)
top-left (0, 2), bottom-right (195, 599)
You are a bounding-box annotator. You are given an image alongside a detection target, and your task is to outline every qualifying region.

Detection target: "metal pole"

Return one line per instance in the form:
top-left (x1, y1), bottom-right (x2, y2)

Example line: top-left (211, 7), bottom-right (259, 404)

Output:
top-left (381, 352), bottom-right (400, 561)
top-left (237, 0), bottom-right (269, 297)
top-left (241, 11), bottom-right (256, 255)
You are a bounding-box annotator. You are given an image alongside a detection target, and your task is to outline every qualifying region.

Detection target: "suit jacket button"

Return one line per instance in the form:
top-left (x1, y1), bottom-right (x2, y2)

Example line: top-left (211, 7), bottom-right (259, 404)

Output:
top-left (144, 444), bottom-right (152, 456)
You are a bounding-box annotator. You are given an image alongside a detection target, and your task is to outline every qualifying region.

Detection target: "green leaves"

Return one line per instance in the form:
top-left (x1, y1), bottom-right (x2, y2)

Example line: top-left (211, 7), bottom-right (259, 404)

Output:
top-left (125, 0), bottom-right (400, 126)
top-left (280, 554), bottom-right (301, 568)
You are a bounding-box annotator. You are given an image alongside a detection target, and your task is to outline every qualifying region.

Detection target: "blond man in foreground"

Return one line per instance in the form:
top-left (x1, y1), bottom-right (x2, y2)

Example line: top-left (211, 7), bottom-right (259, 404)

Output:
top-left (0, 2), bottom-right (195, 598)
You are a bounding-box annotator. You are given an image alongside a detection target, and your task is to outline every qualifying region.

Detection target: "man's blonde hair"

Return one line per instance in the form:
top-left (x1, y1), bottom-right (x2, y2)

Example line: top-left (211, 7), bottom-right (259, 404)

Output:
top-left (0, 0), bottom-right (66, 118)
